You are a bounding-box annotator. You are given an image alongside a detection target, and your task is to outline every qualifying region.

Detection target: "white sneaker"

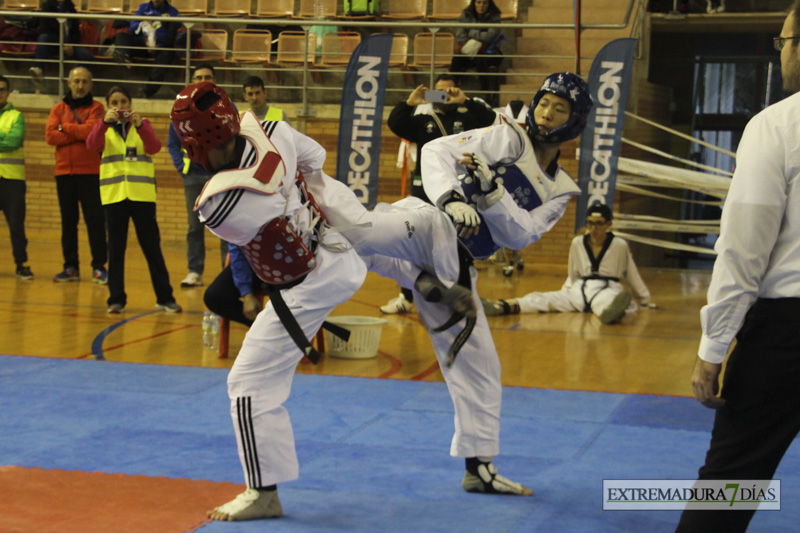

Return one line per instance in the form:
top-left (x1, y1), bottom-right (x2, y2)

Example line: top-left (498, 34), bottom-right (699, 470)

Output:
top-left (180, 271), bottom-right (203, 287)
top-left (380, 293), bottom-right (414, 314)
top-left (29, 66), bottom-right (43, 84)
top-left (208, 488), bottom-right (283, 521)
top-left (462, 460), bottom-right (533, 496)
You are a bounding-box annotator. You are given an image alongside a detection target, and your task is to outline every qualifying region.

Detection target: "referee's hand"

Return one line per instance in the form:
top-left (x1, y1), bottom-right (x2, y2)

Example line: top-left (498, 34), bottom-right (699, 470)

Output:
top-left (691, 356), bottom-right (726, 409)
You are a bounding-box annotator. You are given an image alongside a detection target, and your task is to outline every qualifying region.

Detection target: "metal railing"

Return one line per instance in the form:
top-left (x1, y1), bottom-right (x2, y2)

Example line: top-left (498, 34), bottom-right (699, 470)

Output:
top-left (0, 1), bottom-right (641, 110)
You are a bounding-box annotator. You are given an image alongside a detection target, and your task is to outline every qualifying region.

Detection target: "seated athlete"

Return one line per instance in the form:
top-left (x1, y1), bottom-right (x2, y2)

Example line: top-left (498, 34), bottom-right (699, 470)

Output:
top-left (482, 204), bottom-right (652, 324)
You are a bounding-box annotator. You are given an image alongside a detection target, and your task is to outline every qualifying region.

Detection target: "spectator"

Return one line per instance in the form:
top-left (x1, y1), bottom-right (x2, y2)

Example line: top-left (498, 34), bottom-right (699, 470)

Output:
top-left (481, 204), bottom-right (652, 324)
top-left (113, 0), bottom-right (187, 99)
top-left (381, 74), bottom-right (496, 314)
top-left (45, 66), bottom-right (108, 283)
top-left (0, 76), bottom-right (33, 280)
top-left (167, 64), bottom-right (229, 288)
top-left (29, 0), bottom-right (93, 86)
top-left (241, 76), bottom-right (289, 123)
top-left (86, 86), bottom-right (181, 314)
top-left (450, 0), bottom-right (506, 107)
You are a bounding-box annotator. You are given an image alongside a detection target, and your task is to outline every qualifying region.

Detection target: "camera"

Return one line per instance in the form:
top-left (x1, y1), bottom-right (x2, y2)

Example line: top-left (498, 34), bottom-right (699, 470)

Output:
top-left (120, 110), bottom-right (131, 120)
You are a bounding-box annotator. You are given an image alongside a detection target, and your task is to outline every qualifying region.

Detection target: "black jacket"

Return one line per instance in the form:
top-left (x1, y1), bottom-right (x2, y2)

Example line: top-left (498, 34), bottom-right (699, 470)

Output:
top-left (388, 99), bottom-right (496, 201)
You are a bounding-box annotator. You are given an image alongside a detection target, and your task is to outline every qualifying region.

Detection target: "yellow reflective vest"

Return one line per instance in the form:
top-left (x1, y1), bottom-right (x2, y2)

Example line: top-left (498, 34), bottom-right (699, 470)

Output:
top-left (0, 108), bottom-right (25, 180)
top-left (99, 124), bottom-right (156, 205)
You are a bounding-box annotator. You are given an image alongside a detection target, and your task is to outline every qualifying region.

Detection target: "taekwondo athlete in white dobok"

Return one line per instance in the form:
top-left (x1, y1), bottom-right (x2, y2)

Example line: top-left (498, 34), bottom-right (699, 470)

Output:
top-left (414, 72), bottom-right (592, 497)
top-left (414, 72), bottom-right (592, 493)
top-left (482, 204), bottom-right (652, 324)
top-left (170, 82), bottom-right (528, 523)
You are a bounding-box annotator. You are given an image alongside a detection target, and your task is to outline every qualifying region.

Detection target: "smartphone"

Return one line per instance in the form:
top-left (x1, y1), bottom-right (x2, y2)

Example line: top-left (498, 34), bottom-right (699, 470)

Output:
top-left (424, 90), bottom-right (449, 103)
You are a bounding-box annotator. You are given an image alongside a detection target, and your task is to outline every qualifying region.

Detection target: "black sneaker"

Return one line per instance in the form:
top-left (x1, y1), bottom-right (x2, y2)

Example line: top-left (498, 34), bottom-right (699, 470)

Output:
top-left (92, 268), bottom-right (108, 285)
top-left (15, 265), bottom-right (34, 280)
top-left (156, 301), bottom-right (182, 313)
top-left (54, 267), bottom-right (79, 282)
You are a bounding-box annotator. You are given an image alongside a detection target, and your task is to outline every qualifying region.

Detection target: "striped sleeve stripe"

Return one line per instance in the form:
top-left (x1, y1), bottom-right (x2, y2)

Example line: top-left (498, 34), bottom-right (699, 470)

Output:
top-left (236, 396), bottom-right (262, 488)
top-left (264, 121), bottom-right (279, 137)
top-left (203, 189), bottom-right (244, 229)
top-left (242, 148), bottom-right (257, 168)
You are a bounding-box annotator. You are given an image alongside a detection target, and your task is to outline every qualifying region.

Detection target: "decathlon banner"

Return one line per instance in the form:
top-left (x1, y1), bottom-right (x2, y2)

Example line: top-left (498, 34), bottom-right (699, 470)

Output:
top-left (335, 33), bottom-right (393, 210)
top-left (575, 38), bottom-right (637, 232)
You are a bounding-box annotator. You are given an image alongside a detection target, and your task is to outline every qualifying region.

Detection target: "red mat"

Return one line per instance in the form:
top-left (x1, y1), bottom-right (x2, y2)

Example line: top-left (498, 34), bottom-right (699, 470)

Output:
top-left (0, 466), bottom-right (242, 532)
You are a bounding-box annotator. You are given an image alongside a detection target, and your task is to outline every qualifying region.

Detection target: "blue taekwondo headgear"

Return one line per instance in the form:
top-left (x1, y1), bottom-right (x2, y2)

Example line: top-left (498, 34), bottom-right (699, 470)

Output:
top-left (526, 72), bottom-right (593, 145)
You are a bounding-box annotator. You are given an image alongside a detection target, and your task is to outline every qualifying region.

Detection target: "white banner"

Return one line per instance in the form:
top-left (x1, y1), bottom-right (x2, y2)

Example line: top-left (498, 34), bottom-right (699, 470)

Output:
top-left (613, 231), bottom-right (717, 255)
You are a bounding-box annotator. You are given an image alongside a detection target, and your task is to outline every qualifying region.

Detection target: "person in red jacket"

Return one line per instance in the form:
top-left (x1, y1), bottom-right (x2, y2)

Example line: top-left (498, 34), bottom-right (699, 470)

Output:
top-left (45, 66), bottom-right (108, 283)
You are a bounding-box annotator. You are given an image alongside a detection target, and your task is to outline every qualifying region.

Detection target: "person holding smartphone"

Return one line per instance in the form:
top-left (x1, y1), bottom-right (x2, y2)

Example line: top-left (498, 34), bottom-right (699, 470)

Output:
top-left (86, 85), bottom-right (181, 314)
top-left (382, 74), bottom-right (496, 314)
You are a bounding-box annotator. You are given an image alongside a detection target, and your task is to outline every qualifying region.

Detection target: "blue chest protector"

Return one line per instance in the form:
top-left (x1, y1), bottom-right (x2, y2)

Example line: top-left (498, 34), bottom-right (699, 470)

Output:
top-left (458, 162), bottom-right (545, 259)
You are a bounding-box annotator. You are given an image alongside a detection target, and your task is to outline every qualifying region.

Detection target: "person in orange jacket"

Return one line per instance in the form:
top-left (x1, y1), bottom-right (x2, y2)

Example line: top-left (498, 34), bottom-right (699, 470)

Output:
top-left (45, 66), bottom-right (108, 283)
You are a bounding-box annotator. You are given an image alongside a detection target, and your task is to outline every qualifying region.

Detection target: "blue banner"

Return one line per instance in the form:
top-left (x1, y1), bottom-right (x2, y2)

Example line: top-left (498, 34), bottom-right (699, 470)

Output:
top-left (575, 38), bottom-right (637, 232)
top-left (335, 33), bottom-right (393, 210)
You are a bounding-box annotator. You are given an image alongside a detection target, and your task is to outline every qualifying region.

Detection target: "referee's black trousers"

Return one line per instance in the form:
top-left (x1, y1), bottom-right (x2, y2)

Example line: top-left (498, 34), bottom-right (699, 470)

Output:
top-left (677, 298), bottom-right (800, 532)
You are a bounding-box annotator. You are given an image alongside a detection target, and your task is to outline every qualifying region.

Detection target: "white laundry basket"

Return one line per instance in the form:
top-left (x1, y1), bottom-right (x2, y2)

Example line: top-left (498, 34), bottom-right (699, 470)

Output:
top-left (324, 316), bottom-right (387, 359)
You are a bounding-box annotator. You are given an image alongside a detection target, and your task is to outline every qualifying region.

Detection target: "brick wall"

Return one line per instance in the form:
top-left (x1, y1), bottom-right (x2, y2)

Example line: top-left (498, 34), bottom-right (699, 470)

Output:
top-left (16, 104), bottom-right (577, 267)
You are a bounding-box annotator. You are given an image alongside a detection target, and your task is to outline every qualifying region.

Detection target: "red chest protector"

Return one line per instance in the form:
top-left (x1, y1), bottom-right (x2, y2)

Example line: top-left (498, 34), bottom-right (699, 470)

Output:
top-left (240, 171), bottom-right (324, 286)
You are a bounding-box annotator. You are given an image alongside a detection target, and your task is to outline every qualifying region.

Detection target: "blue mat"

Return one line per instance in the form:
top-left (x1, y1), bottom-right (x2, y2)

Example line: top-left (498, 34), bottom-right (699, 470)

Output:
top-left (0, 355), bottom-right (796, 532)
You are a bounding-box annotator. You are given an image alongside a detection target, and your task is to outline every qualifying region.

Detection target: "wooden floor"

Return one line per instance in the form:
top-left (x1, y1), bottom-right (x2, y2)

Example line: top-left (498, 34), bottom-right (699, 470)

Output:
top-left (0, 236), bottom-right (711, 398)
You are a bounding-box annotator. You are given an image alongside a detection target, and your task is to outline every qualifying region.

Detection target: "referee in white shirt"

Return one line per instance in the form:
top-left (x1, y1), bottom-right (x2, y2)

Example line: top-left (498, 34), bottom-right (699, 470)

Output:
top-left (677, 3), bottom-right (800, 531)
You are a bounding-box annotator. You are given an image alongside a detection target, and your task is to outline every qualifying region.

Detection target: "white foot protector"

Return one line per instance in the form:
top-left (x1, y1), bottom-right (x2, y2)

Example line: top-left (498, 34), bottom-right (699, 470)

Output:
top-left (208, 488), bottom-right (283, 521)
top-left (462, 462), bottom-right (533, 496)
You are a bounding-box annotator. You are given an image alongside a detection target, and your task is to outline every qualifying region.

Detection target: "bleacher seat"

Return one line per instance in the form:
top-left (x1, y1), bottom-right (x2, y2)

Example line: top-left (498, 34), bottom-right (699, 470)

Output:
top-left (383, 0), bottom-right (425, 20)
top-left (230, 29), bottom-right (273, 64)
top-left (494, 0), bottom-right (518, 19)
top-left (296, 0), bottom-right (337, 19)
top-left (193, 28), bottom-right (228, 62)
top-left (411, 32), bottom-right (455, 69)
top-left (82, 0), bottom-right (124, 13)
top-left (388, 32), bottom-right (409, 67)
top-left (254, 0), bottom-right (294, 18)
top-left (214, 0), bottom-right (251, 17)
top-left (429, 0), bottom-right (469, 20)
top-left (170, 0), bottom-right (207, 17)
top-left (2, 0), bottom-right (40, 8)
top-left (317, 31), bottom-right (361, 67)
top-left (276, 30), bottom-right (317, 66)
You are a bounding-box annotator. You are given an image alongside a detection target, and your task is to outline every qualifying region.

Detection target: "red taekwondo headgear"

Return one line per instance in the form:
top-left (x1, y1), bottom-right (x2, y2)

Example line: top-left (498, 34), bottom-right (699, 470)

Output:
top-left (170, 81), bottom-right (240, 172)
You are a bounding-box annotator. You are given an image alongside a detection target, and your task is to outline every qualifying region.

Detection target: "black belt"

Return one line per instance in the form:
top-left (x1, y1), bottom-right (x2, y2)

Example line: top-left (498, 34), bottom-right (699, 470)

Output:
top-left (579, 274), bottom-right (618, 313)
top-left (266, 285), bottom-right (350, 364)
top-left (264, 237), bottom-right (349, 364)
top-left (434, 240), bottom-right (477, 367)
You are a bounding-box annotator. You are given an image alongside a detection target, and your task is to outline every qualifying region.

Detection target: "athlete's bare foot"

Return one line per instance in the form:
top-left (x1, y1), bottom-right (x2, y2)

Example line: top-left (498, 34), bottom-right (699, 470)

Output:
top-left (207, 488), bottom-right (283, 521)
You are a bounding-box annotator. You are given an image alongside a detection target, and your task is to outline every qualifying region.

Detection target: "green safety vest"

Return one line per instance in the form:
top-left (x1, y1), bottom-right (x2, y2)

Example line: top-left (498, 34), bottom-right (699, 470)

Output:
top-left (0, 108), bottom-right (25, 180)
top-left (99, 125), bottom-right (156, 205)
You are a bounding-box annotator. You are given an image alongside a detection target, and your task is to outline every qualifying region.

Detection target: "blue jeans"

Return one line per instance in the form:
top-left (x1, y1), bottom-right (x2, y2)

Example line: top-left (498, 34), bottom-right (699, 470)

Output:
top-left (183, 179), bottom-right (227, 275)
top-left (35, 33), bottom-right (94, 71)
